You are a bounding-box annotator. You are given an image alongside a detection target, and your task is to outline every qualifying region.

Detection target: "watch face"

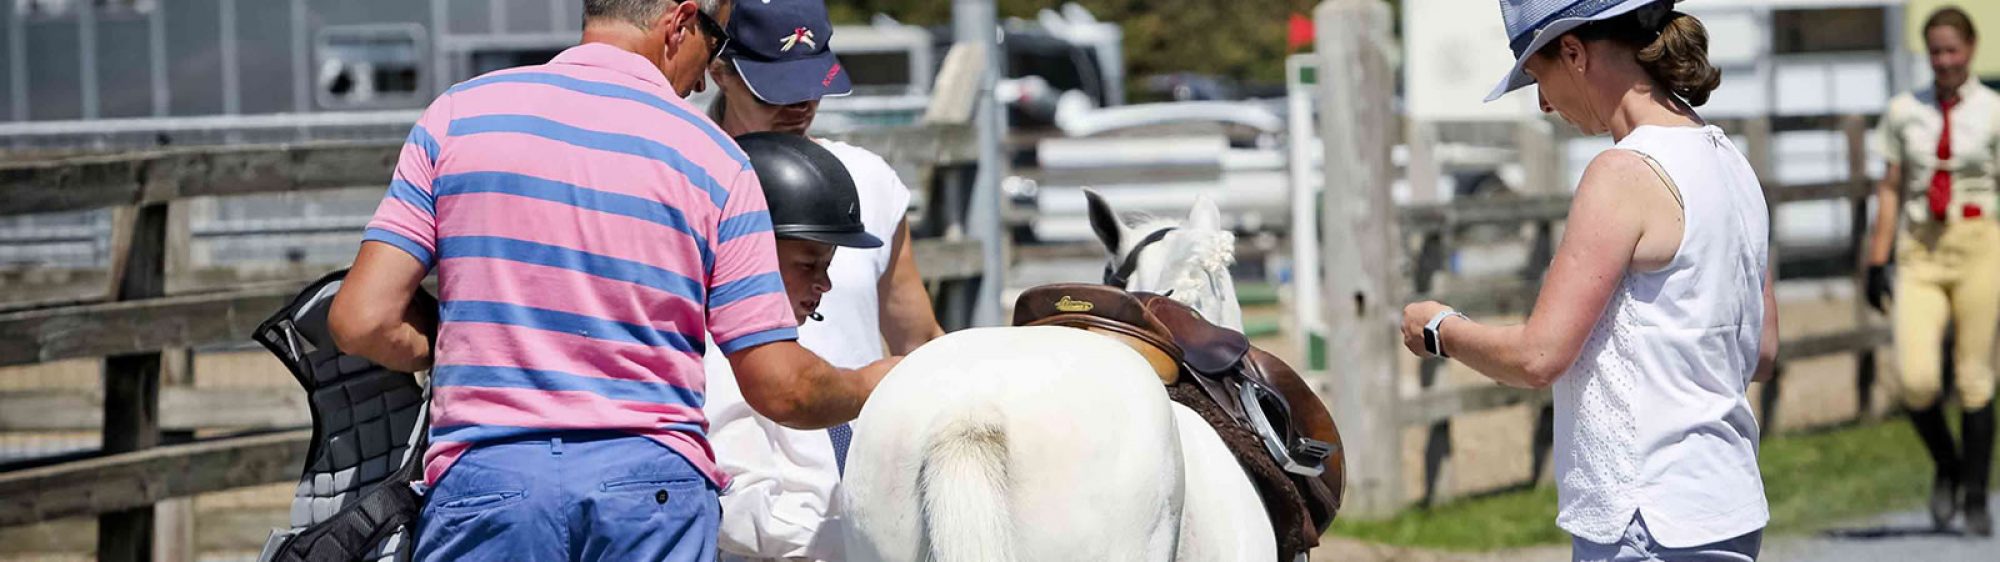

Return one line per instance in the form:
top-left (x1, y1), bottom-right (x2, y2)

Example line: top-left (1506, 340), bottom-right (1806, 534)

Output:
top-left (1424, 328), bottom-right (1441, 356)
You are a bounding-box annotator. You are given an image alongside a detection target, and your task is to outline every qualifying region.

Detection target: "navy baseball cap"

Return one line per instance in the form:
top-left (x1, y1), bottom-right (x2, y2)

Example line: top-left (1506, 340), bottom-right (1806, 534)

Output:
top-left (722, 0), bottom-right (852, 105)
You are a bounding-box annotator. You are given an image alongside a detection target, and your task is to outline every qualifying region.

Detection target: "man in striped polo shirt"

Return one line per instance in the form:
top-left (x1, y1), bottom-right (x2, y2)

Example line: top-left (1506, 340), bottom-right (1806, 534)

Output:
top-left (327, 1), bottom-right (898, 560)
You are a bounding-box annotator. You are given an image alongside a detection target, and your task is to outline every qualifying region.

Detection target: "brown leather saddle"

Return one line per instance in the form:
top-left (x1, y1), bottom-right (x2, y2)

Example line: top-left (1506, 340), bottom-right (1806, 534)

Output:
top-left (1013, 283), bottom-right (1346, 535)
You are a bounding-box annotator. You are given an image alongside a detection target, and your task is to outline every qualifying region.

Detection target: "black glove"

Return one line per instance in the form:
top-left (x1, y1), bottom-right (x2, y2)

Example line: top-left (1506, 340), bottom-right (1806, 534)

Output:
top-left (1866, 264), bottom-right (1893, 313)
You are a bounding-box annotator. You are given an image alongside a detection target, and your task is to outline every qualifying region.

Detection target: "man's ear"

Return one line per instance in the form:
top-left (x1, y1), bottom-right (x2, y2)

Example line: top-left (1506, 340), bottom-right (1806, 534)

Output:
top-left (657, 1), bottom-right (699, 54)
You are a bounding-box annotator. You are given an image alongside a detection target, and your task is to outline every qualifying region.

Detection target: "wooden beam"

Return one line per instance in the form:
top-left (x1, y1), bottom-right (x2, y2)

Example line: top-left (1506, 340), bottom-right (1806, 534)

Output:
top-left (911, 239), bottom-right (983, 282)
top-left (1771, 180), bottom-right (1870, 204)
top-left (923, 42), bottom-right (987, 126)
top-left (1778, 326), bottom-right (1891, 362)
top-left (0, 282), bottom-right (302, 368)
top-left (0, 388), bottom-right (309, 431)
top-left (1317, 0), bottom-right (1404, 518)
top-left (0, 430), bottom-right (310, 528)
top-left (1397, 195), bottom-right (1573, 230)
top-left (0, 142), bottom-right (400, 217)
top-left (0, 245), bottom-right (980, 369)
top-left (1399, 385), bottom-right (1546, 427)
top-left (0, 127), bottom-right (975, 218)
top-left (1418, 279), bottom-right (1542, 316)
top-left (100, 202), bottom-right (172, 561)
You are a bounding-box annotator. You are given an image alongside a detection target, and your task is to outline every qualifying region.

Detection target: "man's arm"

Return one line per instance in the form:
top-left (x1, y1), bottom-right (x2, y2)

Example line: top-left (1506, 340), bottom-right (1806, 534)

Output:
top-left (726, 341), bottom-right (899, 429)
top-left (877, 219), bottom-right (945, 355)
top-left (329, 242), bottom-right (438, 372)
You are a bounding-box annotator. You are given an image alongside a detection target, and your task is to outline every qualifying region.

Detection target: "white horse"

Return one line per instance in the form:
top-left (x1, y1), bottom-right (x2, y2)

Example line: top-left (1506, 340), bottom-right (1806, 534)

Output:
top-left (837, 192), bottom-right (1283, 561)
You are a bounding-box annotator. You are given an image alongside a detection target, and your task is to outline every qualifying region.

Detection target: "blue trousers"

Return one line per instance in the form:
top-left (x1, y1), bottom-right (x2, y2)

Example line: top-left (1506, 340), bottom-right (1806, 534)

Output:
top-left (1573, 514), bottom-right (1762, 562)
top-left (414, 431), bottom-right (720, 562)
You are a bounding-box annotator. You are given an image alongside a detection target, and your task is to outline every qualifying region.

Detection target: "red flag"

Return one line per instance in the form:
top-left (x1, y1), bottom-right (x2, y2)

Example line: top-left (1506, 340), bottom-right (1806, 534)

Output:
top-left (1288, 12), bottom-right (1314, 52)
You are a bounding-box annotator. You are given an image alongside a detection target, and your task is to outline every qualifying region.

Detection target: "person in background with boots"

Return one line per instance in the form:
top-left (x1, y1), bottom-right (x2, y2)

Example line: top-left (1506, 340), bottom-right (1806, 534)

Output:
top-left (1865, 4), bottom-right (1996, 537)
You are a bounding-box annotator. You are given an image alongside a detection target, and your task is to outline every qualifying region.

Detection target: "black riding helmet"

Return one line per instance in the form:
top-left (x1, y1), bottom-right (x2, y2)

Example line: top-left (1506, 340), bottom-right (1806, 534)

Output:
top-left (735, 132), bottom-right (882, 249)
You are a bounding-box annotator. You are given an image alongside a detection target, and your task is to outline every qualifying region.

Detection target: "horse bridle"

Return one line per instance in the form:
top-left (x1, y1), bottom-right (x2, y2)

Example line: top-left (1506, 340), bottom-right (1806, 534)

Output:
top-left (1103, 227), bottom-right (1176, 288)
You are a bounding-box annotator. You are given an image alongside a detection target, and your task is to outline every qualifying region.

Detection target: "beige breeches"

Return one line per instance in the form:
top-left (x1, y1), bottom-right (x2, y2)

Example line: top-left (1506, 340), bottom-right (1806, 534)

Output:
top-left (1895, 220), bottom-right (2000, 410)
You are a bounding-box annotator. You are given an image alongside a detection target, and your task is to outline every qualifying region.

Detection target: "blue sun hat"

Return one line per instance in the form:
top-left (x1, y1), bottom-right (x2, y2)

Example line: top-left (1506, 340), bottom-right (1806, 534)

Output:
top-left (721, 0), bottom-right (852, 105)
top-left (1486, 0), bottom-right (1677, 102)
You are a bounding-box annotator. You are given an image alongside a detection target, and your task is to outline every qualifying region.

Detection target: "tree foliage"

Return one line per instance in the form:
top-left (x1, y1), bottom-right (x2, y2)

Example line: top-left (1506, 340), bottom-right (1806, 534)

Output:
top-left (827, 1), bottom-right (1321, 99)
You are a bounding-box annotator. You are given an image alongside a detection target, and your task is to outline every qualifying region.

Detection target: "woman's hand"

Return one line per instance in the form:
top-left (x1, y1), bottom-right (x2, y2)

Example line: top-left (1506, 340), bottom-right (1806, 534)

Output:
top-left (1401, 301), bottom-right (1453, 357)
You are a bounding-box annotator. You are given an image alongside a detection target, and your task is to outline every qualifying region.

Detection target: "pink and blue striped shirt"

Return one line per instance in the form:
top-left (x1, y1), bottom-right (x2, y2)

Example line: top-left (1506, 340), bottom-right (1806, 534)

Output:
top-left (363, 43), bottom-right (796, 488)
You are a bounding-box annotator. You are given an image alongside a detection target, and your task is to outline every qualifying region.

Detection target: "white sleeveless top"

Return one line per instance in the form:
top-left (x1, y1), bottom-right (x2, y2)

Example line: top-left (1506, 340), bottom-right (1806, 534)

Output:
top-left (1553, 125), bottom-right (1770, 547)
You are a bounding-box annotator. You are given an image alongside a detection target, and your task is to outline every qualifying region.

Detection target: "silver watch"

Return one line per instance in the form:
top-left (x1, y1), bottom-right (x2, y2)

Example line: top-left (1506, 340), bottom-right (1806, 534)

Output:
top-left (1423, 309), bottom-right (1468, 358)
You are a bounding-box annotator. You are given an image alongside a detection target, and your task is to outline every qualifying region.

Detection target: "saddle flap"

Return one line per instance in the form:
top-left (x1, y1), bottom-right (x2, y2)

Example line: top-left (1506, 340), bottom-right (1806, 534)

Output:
top-left (1139, 295), bottom-right (1250, 376)
top-left (1246, 348), bottom-right (1345, 532)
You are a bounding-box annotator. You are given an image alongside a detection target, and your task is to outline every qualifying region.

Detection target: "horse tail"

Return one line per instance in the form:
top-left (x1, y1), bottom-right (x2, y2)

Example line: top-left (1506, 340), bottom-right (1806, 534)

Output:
top-left (918, 405), bottom-right (1015, 562)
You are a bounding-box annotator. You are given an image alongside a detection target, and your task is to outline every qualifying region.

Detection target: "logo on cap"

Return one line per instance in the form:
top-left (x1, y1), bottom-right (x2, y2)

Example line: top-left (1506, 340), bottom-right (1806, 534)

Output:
top-left (781, 27), bottom-right (817, 52)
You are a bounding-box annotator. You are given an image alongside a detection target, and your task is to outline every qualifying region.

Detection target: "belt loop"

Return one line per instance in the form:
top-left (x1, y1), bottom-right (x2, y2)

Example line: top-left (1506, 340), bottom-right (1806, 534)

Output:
top-left (551, 436), bottom-right (564, 456)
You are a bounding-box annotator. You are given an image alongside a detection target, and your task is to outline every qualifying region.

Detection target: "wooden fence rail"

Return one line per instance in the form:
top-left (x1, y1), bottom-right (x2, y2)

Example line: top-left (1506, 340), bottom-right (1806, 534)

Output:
top-left (0, 430), bottom-right (310, 528)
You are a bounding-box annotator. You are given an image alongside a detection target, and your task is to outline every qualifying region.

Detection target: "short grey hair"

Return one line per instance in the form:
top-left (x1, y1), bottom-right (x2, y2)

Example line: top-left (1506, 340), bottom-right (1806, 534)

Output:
top-left (584, 0), bottom-right (668, 28)
top-left (584, 0), bottom-right (729, 29)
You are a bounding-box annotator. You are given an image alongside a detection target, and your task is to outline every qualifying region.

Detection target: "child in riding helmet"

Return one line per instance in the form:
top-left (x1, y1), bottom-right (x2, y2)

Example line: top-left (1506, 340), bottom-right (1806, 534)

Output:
top-left (702, 133), bottom-right (883, 561)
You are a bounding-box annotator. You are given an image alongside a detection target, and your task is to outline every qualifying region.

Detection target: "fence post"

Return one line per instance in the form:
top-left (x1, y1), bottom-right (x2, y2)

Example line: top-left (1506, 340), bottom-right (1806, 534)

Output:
top-left (1415, 230), bottom-right (1452, 506)
top-left (1842, 114), bottom-right (1879, 420)
top-left (100, 203), bottom-right (171, 562)
top-left (1315, 0), bottom-right (1404, 517)
top-left (154, 201), bottom-right (197, 562)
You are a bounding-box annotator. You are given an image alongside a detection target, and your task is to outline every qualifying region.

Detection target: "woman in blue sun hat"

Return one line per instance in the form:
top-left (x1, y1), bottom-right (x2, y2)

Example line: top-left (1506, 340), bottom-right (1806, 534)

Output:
top-left (1400, 1), bottom-right (1774, 560)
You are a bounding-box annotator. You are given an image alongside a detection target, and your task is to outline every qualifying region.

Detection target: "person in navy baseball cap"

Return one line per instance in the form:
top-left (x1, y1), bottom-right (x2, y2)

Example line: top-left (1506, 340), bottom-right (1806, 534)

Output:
top-left (715, 0), bottom-right (851, 107)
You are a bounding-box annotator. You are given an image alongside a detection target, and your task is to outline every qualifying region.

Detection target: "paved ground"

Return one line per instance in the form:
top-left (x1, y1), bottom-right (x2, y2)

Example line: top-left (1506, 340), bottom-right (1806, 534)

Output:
top-left (1760, 495), bottom-right (1997, 562)
top-left (1309, 497), bottom-right (2000, 562)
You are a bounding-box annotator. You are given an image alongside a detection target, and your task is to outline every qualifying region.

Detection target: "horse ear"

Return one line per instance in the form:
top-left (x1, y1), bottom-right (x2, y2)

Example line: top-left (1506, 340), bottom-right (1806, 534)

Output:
top-left (1085, 188), bottom-right (1123, 253)
top-left (1187, 195), bottom-right (1223, 232)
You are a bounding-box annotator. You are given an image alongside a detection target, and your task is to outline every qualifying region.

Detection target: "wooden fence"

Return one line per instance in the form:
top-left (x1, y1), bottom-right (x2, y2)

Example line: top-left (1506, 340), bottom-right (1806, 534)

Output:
top-left (0, 124), bottom-right (983, 560)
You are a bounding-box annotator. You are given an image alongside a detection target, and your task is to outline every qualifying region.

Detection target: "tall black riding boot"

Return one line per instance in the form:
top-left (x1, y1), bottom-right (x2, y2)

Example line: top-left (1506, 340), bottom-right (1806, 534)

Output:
top-left (1962, 406), bottom-right (1993, 537)
top-left (1909, 403), bottom-right (1961, 530)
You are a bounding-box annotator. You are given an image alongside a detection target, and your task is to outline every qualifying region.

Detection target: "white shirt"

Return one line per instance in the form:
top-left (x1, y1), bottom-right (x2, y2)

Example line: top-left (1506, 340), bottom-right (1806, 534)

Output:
top-left (1553, 125), bottom-right (1770, 547)
top-left (705, 140), bottom-right (911, 562)
top-left (1876, 80), bottom-right (2000, 224)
